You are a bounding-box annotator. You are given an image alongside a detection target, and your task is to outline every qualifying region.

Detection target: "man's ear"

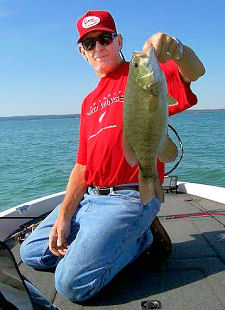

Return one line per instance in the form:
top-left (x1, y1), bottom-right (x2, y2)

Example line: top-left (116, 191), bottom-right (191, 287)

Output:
top-left (117, 34), bottom-right (123, 51)
top-left (79, 46), bottom-right (88, 61)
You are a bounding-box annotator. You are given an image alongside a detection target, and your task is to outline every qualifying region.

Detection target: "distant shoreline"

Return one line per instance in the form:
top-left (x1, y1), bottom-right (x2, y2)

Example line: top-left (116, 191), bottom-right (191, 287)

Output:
top-left (1, 109), bottom-right (224, 121)
top-left (0, 114), bottom-right (80, 122)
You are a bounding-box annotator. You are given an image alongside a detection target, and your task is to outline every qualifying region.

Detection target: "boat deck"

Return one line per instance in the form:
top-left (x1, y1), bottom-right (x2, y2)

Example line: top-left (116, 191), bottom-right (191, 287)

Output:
top-left (9, 192), bottom-right (225, 310)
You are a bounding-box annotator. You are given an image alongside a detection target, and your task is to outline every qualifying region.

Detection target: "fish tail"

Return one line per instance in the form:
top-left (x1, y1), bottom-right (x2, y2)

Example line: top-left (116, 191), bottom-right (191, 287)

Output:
top-left (139, 172), bottom-right (164, 205)
top-left (153, 176), bottom-right (165, 203)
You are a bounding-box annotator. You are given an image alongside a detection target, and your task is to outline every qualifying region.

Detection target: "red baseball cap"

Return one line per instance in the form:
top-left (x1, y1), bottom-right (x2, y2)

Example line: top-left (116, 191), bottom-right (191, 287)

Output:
top-left (76, 10), bottom-right (117, 43)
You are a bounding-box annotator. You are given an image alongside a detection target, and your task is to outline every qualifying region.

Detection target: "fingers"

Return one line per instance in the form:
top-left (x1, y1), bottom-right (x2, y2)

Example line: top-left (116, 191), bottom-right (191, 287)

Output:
top-left (56, 242), bottom-right (69, 256)
top-left (143, 33), bottom-right (180, 63)
top-left (49, 227), bottom-right (69, 257)
top-left (57, 235), bottom-right (69, 256)
top-left (143, 39), bottom-right (153, 56)
top-left (49, 229), bottom-right (61, 256)
top-left (49, 215), bottom-right (72, 256)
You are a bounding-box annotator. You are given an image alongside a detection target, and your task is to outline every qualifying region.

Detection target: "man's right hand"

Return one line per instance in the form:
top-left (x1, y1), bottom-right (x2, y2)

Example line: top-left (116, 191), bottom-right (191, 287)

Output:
top-left (48, 163), bottom-right (87, 257)
top-left (49, 214), bottom-right (71, 256)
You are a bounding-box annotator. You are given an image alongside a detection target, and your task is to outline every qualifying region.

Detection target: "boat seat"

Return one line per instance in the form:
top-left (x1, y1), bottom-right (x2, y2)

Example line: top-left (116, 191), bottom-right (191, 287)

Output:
top-left (162, 176), bottom-right (178, 193)
top-left (0, 241), bottom-right (59, 310)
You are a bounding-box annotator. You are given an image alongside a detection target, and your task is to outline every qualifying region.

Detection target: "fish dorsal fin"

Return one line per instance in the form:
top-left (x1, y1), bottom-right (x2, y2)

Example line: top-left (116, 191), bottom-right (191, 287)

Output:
top-left (167, 94), bottom-right (178, 106)
top-left (158, 134), bottom-right (178, 163)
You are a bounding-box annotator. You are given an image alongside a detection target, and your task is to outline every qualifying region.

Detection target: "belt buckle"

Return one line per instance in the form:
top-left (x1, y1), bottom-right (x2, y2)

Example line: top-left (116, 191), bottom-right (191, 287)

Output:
top-left (99, 186), bottom-right (111, 195)
top-left (94, 186), bottom-right (112, 195)
top-left (93, 186), bottom-right (100, 195)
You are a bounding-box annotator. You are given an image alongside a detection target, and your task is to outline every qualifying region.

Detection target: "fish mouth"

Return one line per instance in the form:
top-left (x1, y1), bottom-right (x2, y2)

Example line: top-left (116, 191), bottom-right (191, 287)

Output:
top-left (132, 50), bottom-right (154, 71)
top-left (132, 48), bottom-right (161, 90)
top-left (133, 51), bottom-right (147, 57)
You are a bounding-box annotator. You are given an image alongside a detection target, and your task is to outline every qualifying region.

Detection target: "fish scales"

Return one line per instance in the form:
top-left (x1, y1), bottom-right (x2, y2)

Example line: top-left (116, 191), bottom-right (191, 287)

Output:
top-left (123, 48), bottom-right (178, 204)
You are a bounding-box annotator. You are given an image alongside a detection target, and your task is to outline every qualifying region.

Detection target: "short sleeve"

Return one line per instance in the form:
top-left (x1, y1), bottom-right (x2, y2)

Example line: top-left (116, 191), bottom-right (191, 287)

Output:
top-left (76, 103), bottom-right (87, 165)
top-left (160, 60), bottom-right (198, 116)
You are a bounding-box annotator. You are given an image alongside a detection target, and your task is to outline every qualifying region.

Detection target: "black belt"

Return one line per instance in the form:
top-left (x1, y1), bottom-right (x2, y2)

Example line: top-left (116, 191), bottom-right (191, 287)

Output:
top-left (91, 184), bottom-right (139, 195)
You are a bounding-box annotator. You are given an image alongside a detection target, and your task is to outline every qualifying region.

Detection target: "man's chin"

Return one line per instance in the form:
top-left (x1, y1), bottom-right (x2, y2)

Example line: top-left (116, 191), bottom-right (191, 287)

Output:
top-left (95, 63), bottom-right (114, 74)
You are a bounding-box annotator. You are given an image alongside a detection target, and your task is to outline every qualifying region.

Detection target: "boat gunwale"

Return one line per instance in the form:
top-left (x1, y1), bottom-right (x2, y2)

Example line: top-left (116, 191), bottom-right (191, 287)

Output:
top-left (1, 182), bottom-right (225, 241)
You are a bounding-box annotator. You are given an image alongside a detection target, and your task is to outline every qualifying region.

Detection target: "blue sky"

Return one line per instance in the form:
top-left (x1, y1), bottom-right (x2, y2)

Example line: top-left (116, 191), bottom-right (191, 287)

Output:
top-left (0, 0), bottom-right (224, 116)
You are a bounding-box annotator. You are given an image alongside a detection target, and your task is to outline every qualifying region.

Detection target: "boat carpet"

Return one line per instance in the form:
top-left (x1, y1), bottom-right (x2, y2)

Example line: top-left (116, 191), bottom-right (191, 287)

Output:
top-left (9, 192), bottom-right (225, 310)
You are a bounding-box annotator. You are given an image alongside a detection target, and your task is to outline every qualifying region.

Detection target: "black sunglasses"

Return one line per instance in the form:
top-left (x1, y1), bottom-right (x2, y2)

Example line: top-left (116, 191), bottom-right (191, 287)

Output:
top-left (81, 33), bottom-right (117, 51)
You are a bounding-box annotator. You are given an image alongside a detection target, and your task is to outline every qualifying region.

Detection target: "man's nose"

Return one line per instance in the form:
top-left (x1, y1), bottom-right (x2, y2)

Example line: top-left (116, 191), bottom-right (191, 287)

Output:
top-left (95, 40), bottom-right (103, 51)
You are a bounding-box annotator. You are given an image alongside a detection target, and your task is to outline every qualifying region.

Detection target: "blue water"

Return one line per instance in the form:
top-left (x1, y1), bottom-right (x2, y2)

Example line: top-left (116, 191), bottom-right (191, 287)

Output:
top-left (0, 112), bottom-right (224, 211)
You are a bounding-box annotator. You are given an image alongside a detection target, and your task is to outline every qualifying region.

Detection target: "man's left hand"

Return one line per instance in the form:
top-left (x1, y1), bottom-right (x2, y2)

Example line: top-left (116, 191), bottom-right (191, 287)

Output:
top-left (143, 32), bottom-right (181, 63)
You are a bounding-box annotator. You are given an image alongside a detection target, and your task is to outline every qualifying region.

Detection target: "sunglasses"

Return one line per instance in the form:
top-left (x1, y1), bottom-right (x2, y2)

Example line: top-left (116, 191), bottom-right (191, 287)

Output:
top-left (81, 33), bottom-right (117, 51)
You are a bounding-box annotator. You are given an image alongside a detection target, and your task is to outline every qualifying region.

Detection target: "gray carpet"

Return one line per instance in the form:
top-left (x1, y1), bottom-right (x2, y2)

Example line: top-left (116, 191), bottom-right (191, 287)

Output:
top-left (10, 192), bottom-right (225, 310)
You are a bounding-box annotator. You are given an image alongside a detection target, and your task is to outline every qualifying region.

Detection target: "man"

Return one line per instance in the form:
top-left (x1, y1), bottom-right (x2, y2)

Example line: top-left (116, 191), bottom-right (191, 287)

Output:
top-left (20, 10), bottom-right (205, 302)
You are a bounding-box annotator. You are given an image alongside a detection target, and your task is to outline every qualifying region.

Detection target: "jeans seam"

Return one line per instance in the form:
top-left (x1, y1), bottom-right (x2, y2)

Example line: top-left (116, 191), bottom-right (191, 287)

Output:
top-left (89, 265), bottom-right (109, 290)
top-left (109, 191), bottom-right (140, 202)
top-left (81, 198), bottom-right (92, 213)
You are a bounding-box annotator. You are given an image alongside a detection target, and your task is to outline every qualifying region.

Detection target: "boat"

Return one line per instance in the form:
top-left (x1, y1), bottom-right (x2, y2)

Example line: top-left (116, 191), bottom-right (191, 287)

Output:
top-left (1, 180), bottom-right (225, 309)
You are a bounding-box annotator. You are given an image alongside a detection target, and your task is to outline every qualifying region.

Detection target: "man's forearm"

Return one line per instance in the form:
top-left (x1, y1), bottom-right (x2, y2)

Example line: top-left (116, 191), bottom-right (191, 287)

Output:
top-left (59, 163), bottom-right (87, 219)
top-left (175, 45), bottom-right (205, 82)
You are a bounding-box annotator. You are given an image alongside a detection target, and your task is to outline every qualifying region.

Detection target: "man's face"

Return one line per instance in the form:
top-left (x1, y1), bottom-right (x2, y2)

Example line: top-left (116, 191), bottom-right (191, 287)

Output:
top-left (79, 31), bottom-right (123, 77)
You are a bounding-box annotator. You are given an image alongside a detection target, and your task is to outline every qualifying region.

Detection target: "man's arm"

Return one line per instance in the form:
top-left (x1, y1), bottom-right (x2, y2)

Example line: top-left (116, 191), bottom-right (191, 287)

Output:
top-left (143, 32), bottom-right (205, 82)
top-left (174, 45), bottom-right (205, 82)
top-left (49, 163), bottom-right (87, 256)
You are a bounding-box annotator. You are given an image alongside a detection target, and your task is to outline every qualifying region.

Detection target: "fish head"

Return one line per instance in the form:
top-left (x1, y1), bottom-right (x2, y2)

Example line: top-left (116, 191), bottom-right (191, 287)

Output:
top-left (130, 47), bottom-right (164, 92)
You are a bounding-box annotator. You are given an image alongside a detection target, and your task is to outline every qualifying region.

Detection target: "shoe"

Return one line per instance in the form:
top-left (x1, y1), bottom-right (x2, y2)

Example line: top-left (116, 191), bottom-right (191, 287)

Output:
top-left (142, 216), bottom-right (172, 264)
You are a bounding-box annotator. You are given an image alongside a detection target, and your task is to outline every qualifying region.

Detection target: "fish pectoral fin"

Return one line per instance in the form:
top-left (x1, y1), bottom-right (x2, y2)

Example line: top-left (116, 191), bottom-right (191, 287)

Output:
top-left (139, 173), bottom-right (164, 205)
top-left (122, 131), bottom-right (138, 167)
top-left (158, 134), bottom-right (178, 163)
top-left (167, 94), bottom-right (178, 106)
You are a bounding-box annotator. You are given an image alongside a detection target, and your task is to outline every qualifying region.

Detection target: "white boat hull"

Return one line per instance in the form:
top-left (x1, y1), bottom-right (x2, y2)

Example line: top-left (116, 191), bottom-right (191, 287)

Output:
top-left (1, 182), bottom-right (225, 241)
top-left (0, 191), bottom-right (65, 241)
top-left (177, 181), bottom-right (225, 204)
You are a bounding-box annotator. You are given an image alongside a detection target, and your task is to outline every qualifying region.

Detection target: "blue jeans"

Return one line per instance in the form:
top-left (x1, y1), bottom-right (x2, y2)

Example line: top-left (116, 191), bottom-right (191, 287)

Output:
top-left (20, 187), bottom-right (160, 302)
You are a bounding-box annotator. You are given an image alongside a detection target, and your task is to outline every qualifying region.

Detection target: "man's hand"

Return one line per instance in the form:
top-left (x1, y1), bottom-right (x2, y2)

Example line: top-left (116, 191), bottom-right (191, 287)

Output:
top-left (49, 214), bottom-right (71, 256)
top-left (143, 32), bottom-right (181, 63)
top-left (48, 163), bottom-right (87, 257)
top-left (143, 32), bottom-right (205, 81)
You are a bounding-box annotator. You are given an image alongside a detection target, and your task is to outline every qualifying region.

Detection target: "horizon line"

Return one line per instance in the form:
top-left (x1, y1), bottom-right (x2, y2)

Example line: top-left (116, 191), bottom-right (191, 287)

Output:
top-left (1, 108), bottom-right (225, 119)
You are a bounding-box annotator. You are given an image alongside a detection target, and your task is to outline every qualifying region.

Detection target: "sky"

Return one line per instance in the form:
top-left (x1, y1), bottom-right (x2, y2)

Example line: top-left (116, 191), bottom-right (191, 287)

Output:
top-left (0, 0), bottom-right (224, 117)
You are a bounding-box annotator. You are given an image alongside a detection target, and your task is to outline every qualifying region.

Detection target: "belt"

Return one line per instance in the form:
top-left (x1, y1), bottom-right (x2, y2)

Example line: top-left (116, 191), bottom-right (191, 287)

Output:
top-left (91, 184), bottom-right (139, 195)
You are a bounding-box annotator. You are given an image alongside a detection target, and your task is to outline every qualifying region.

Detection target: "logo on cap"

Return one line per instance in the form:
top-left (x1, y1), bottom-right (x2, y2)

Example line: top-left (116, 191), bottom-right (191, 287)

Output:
top-left (82, 16), bottom-right (100, 29)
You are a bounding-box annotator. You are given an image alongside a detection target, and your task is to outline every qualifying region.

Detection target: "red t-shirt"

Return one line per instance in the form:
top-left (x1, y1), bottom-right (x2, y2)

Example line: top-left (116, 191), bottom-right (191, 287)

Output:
top-left (76, 61), bottom-right (197, 186)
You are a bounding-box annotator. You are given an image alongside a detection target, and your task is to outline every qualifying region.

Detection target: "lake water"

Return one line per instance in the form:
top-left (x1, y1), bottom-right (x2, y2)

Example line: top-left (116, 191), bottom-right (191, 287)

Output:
top-left (0, 112), bottom-right (224, 211)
